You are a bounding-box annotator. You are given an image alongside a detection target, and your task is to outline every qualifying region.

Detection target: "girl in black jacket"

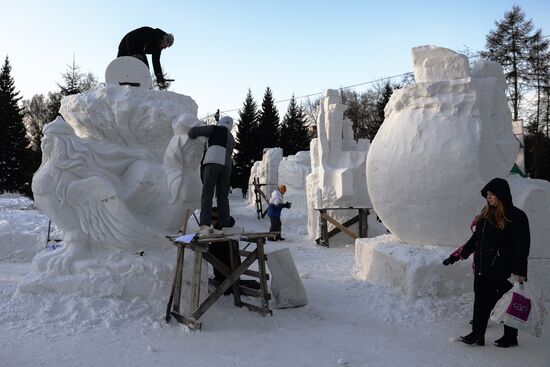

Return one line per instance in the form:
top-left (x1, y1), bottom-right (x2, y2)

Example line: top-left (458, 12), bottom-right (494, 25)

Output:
top-left (448, 178), bottom-right (530, 347)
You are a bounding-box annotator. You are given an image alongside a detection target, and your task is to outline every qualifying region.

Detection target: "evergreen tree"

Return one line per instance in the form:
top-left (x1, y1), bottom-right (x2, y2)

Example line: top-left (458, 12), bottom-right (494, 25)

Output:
top-left (257, 87), bottom-right (280, 151)
top-left (0, 56), bottom-right (32, 195)
top-left (524, 132), bottom-right (550, 180)
top-left (481, 5), bottom-right (539, 121)
top-left (526, 30), bottom-right (550, 134)
top-left (279, 95), bottom-right (311, 156)
top-left (233, 89), bottom-right (259, 190)
top-left (372, 82), bottom-right (395, 140)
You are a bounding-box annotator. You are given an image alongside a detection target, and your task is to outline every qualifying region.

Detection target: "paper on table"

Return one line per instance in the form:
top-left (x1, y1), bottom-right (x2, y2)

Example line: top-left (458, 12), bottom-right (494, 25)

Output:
top-left (175, 233), bottom-right (197, 243)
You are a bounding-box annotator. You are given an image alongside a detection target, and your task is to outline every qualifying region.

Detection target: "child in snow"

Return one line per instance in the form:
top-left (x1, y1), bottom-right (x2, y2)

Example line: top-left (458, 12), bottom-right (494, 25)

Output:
top-left (267, 185), bottom-right (291, 241)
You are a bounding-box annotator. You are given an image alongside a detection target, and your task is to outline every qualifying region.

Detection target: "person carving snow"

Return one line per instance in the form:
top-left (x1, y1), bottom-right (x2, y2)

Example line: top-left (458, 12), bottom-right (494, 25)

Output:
top-left (117, 26), bottom-right (174, 88)
top-left (267, 185), bottom-right (291, 241)
top-left (188, 116), bottom-right (235, 236)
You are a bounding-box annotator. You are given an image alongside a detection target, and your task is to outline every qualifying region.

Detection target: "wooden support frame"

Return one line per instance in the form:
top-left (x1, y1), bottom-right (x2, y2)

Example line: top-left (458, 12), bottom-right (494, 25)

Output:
top-left (165, 232), bottom-right (277, 331)
top-left (315, 207), bottom-right (370, 247)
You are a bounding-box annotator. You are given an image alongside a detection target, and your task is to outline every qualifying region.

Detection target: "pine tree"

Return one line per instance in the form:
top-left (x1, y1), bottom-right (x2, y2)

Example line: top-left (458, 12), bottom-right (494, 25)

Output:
top-left (59, 57), bottom-right (85, 96)
top-left (371, 82), bottom-right (395, 140)
top-left (257, 87), bottom-right (280, 151)
top-left (233, 89), bottom-right (259, 191)
top-left (481, 5), bottom-right (538, 121)
top-left (279, 95), bottom-right (310, 156)
top-left (0, 56), bottom-right (32, 195)
top-left (526, 30), bottom-right (550, 133)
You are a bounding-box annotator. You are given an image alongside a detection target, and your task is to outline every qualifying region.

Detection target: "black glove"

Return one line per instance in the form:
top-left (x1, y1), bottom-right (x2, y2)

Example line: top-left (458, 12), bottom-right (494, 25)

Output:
top-left (442, 254), bottom-right (460, 266)
top-left (156, 74), bottom-right (168, 89)
top-left (283, 202), bottom-right (291, 209)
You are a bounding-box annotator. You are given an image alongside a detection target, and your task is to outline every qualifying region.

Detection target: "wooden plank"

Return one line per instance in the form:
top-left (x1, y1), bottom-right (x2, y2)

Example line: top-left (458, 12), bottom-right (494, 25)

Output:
top-left (190, 251), bottom-right (203, 312)
top-left (256, 238), bottom-right (270, 312)
top-left (229, 240), bottom-right (242, 307)
top-left (239, 286), bottom-right (272, 300)
top-left (358, 208), bottom-right (369, 238)
top-left (191, 250), bottom-right (258, 319)
top-left (165, 245), bottom-right (184, 322)
top-left (319, 209), bottom-right (329, 247)
top-left (243, 269), bottom-right (269, 279)
top-left (321, 211), bottom-right (358, 240)
top-left (240, 301), bottom-right (273, 316)
top-left (315, 215), bottom-right (359, 244)
top-left (172, 246), bottom-right (185, 314)
top-left (171, 312), bottom-right (202, 330)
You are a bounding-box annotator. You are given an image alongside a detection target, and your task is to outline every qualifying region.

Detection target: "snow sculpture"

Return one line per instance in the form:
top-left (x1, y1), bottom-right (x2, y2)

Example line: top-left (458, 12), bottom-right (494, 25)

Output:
top-left (247, 148), bottom-right (283, 206)
top-left (366, 46), bottom-right (518, 246)
top-left (278, 151), bottom-right (311, 217)
top-left (31, 86), bottom-right (205, 274)
top-left (508, 175), bottom-right (550, 299)
top-left (306, 89), bottom-right (370, 240)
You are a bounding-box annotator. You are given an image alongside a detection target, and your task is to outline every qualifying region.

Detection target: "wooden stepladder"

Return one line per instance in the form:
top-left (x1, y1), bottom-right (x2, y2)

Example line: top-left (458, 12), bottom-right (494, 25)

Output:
top-left (252, 177), bottom-right (270, 220)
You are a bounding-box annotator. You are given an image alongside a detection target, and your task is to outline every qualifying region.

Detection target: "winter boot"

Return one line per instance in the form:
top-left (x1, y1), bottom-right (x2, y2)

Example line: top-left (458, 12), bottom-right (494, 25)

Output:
top-left (459, 332), bottom-right (485, 346)
top-left (494, 326), bottom-right (518, 348)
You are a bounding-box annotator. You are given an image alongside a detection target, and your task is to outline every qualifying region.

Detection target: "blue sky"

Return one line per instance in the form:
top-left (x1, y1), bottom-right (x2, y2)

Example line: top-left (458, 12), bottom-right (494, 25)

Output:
top-left (1, 0), bottom-right (549, 120)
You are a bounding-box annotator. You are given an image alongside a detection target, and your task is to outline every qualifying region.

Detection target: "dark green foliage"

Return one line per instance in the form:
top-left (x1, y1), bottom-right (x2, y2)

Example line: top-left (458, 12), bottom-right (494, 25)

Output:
top-left (233, 89), bottom-right (259, 190)
top-left (257, 87), bottom-right (280, 151)
top-left (481, 5), bottom-right (538, 121)
top-left (0, 56), bottom-right (33, 196)
top-left (340, 81), bottom-right (398, 141)
top-left (524, 132), bottom-right (550, 180)
top-left (526, 30), bottom-right (550, 134)
top-left (279, 95), bottom-right (311, 156)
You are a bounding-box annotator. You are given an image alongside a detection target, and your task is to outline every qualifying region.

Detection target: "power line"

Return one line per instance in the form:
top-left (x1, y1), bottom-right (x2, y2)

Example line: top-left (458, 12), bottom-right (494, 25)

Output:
top-left (204, 72), bottom-right (413, 119)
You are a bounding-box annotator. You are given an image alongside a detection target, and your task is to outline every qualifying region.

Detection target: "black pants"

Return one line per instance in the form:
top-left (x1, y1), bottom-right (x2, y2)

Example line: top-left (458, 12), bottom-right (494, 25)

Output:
top-left (200, 164), bottom-right (231, 227)
top-left (269, 216), bottom-right (282, 233)
top-left (208, 239), bottom-right (239, 282)
top-left (472, 274), bottom-right (516, 337)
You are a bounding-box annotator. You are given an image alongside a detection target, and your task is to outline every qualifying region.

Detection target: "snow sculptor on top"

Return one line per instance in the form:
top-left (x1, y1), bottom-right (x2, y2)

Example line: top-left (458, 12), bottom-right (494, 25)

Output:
top-left (366, 45), bottom-right (518, 246)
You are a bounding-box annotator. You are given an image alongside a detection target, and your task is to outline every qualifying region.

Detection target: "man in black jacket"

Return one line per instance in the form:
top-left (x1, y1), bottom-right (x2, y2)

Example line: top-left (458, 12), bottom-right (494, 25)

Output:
top-left (117, 27), bottom-right (174, 87)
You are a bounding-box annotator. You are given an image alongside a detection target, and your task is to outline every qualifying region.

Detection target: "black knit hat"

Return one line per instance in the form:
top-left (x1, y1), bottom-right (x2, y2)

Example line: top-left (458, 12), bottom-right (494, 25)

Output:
top-left (481, 177), bottom-right (513, 207)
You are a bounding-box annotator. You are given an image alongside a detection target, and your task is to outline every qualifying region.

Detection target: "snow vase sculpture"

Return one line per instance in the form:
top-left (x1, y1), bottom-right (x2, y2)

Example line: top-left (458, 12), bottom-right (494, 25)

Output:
top-left (366, 46), bottom-right (518, 246)
top-left (31, 86), bottom-right (205, 274)
top-left (306, 90), bottom-right (370, 240)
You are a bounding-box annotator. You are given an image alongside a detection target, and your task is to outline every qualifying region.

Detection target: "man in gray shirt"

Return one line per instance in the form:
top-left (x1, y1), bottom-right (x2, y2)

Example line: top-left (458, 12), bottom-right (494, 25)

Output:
top-left (188, 116), bottom-right (235, 234)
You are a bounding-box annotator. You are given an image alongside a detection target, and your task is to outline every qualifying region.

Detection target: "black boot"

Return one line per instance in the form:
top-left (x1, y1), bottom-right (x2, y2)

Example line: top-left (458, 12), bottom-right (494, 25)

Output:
top-left (494, 326), bottom-right (518, 348)
top-left (459, 332), bottom-right (485, 346)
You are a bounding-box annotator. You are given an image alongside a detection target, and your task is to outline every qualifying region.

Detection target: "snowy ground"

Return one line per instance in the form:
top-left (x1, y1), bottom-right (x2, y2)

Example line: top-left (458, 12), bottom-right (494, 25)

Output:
top-left (0, 193), bottom-right (548, 367)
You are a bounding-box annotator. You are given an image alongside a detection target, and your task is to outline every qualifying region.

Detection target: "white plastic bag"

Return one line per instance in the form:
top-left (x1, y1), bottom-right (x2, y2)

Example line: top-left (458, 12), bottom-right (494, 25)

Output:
top-left (490, 282), bottom-right (547, 337)
top-left (267, 248), bottom-right (308, 309)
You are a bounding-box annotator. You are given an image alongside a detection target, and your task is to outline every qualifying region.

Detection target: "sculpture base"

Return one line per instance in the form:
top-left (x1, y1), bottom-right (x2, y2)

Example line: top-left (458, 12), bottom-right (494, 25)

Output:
top-left (16, 246), bottom-right (207, 306)
top-left (355, 235), bottom-right (472, 300)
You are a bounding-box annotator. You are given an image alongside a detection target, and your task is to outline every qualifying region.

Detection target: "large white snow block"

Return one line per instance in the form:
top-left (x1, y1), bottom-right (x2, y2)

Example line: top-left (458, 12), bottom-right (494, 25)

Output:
top-left (367, 46), bottom-right (518, 246)
top-left (248, 148), bottom-right (283, 206)
top-left (355, 235), bottom-right (472, 300)
top-left (307, 90), bottom-right (370, 240)
top-left (278, 151), bottom-right (311, 217)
